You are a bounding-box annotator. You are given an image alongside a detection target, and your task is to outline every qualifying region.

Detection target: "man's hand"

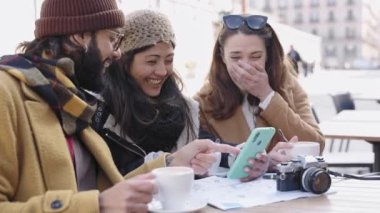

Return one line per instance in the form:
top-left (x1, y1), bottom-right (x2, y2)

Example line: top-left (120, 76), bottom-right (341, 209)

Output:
top-left (168, 139), bottom-right (240, 175)
top-left (99, 173), bottom-right (155, 213)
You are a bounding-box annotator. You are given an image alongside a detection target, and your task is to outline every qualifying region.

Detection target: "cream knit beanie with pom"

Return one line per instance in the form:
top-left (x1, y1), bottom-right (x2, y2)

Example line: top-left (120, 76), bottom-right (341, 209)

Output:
top-left (121, 9), bottom-right (175, 53)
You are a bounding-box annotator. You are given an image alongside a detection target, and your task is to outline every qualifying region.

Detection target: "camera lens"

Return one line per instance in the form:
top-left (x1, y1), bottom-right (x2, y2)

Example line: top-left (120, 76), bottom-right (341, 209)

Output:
top-left (301, 167), bottom-right (331, 194)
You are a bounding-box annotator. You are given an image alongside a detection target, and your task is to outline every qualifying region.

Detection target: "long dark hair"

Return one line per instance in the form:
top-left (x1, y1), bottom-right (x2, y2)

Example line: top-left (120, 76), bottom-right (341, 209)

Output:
top-left (102, 44), bottom-right (196, 144)
top-left (17, 35), bottom-right (84, 60)
top-left (202, 22), bottom-right (291, 120)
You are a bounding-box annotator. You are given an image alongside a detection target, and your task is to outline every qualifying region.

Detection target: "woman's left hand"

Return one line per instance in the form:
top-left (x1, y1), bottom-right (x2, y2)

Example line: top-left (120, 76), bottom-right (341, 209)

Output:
top-left (240, 153), bottom-right (270, 182)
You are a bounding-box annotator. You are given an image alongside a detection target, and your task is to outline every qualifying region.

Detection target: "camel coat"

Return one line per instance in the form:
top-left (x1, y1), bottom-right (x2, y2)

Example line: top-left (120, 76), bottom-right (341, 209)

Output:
top-left (0, 72), bottom-right (166, 212)
top-left (196, 73), bottom-right (325, 153)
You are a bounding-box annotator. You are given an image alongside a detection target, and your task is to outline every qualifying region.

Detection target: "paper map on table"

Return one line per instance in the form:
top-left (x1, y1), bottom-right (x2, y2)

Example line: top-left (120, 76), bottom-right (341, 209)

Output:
top-left (192, 176), bottom-right (335, 210)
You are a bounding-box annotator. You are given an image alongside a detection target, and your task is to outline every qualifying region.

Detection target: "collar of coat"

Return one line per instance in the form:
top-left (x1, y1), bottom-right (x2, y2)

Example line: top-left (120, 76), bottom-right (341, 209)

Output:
top-left (0, 54), bottom-right (95, 135)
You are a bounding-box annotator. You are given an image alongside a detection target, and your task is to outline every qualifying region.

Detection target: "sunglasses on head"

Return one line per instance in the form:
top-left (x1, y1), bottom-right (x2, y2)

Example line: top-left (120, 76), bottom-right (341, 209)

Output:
top-left (223, 15), bottom-right (268, 31)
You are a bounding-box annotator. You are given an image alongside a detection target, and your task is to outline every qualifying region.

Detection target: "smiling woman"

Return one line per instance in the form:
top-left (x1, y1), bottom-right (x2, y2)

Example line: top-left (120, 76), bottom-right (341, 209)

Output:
top-left (91, 9), bottom-right (201, 175)
top-left (194, 13), bottom-right (325, 181)
top-left (129, 42), bottom-right (174, 97)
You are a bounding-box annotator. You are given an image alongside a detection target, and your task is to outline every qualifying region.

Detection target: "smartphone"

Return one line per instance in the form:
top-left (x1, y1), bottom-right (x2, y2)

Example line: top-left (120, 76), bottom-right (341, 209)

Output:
top-left (227, 127), bottom-right (276, 179)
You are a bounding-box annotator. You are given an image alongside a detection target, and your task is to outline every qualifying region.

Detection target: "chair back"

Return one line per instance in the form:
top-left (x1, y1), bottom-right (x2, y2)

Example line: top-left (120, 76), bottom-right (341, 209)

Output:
top-left (311, 105), bottom-right (320, 124)
top-left (330, 92), bottom-right (355, 113)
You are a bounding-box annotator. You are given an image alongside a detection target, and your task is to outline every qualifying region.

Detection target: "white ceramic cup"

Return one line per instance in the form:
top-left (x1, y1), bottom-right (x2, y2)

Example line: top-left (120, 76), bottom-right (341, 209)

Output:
top-left (152, 167), bottom-right (194, 210)
top-left (286, 141), bottom-right (320, 160)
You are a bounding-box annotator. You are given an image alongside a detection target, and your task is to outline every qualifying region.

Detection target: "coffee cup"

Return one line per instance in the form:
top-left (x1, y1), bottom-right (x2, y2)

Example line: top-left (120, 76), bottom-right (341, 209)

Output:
top-left (152, 167), bottom-right (194, 210)
top-left (286, 141), bottom-right (320, 160)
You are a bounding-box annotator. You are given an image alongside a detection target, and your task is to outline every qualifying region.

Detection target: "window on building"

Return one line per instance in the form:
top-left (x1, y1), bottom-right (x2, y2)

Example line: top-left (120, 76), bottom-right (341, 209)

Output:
top-left (328, 11), bottom-right (335, 22)
top-left (293, 12), bottom-right (303, 24)
top-left (328, 28), bottom-right (335, 40)
top-left (310, 0), bottom-right (319, 7)
top-left (294, 0), bottom-right (302, 8)
top-left (344, 44), bottom-right (356, 57)
top-left (346, 9), bottom-right (355, 21)
top-left (263, 0), bottom-right (272, 12)
top-left (327, 0), bottom-right (336, 6)
top-left (346, 0), bottom-right (355, 5)
top-left (325, 46), bottom-right (337, 57)
top-left (345, 27), bottom-right (356, 39)
top-left (278, 0), bottom-right (287, 10)
top-left (310, 10), bottom-right (319, 23)
top-left (279, 12), bottom-right (288, 23)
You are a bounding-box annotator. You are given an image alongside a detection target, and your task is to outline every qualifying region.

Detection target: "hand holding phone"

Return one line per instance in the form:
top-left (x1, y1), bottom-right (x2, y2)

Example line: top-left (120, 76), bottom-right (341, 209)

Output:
top-left (227, 127), bottom-right (276, 179)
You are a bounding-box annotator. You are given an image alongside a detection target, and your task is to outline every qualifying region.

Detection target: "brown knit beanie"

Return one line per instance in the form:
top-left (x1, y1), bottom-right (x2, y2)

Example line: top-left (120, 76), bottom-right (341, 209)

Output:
top-left (35, 0), bottom-right (125, 38)
top-left (121, 10), bottom-right (175, 53)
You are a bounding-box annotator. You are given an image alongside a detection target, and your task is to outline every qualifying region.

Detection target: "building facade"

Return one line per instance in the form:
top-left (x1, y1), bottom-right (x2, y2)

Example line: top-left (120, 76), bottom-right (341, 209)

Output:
top-left (249, 0), bottom-right (380, 69)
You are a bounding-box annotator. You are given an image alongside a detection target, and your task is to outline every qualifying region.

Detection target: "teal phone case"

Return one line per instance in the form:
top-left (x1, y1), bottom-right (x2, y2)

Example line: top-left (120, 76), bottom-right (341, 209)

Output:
top-left (227, 127), bottom-right (276, 179)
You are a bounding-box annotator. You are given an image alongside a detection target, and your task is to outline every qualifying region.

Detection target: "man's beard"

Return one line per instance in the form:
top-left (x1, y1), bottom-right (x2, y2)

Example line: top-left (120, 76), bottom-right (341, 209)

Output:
top-left (74, 40), bottom-right (105, 93)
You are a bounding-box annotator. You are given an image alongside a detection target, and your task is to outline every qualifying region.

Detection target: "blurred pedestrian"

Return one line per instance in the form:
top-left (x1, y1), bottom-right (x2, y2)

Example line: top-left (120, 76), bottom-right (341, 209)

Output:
top-left (302, 61), bottom-right (309, 77)
top-left (287, 45), bottom-right (302, 76)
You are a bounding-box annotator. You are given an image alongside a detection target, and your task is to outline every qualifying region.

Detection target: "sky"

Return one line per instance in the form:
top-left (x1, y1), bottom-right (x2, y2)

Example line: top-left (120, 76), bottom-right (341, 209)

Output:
top-left (0, 0), bottom-right (39, 56)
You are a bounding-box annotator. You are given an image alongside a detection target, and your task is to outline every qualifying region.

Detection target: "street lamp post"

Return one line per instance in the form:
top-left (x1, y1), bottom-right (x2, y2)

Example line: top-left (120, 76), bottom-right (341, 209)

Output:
top-left (34, 0), bottom-right (37, 20)
top-left (241, 0), bottom-right (247, 13)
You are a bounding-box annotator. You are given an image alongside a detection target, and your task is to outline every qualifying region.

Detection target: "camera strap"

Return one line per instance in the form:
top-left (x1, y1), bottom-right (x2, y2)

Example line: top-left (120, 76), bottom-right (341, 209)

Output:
top-left (328, 170), bottom-right (380, 180)
top-left (264, 171), bottom-right (380, 180)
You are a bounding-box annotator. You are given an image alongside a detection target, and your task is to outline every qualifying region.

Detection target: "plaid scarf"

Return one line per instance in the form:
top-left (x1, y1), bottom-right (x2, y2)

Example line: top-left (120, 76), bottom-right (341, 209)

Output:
top-left (0, 54), bottom-right (95, 135)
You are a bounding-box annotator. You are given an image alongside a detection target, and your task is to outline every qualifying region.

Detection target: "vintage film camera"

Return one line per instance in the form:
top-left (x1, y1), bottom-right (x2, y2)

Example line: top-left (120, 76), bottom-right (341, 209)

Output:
top-left (276, 155), bottom-right (331, 194)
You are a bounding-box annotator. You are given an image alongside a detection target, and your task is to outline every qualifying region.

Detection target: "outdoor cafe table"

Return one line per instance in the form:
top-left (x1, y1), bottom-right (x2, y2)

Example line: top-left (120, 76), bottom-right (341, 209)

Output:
top-left (318, 110), bottom-right (380, 171)
top-left (352, 93), bottom-right (380, 102)
top-left (332, 110), bottom-right (380, 122)
top-left (200, 179), bottom-right (380, 213)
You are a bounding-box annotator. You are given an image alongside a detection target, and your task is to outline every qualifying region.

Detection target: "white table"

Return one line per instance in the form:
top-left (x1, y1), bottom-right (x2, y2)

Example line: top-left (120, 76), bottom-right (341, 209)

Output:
top-left (202, 179), bottom-right (380, 213)
top-left (332, 110), bottom-right (380, 122)
top-left (319, 110), bottom-right (380, 171)
top-left (352, 93), bottom-right (380, 102)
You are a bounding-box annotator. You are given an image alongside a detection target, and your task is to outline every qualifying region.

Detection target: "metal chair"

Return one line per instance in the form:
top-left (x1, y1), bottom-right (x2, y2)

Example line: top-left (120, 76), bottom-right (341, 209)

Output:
top-left (330, 92), bottom-right (355, 113)
top-left (317, 96), bottom-right (374, 172)
top-left (329, 92), bottom-right (355, 152)
top-left (311, 105), bottom-right (320, 124)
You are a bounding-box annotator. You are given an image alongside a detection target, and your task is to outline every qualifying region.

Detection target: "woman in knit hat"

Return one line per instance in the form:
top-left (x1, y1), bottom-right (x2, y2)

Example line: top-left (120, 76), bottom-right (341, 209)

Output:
top-left (94, 9), bottom-right (215, 176)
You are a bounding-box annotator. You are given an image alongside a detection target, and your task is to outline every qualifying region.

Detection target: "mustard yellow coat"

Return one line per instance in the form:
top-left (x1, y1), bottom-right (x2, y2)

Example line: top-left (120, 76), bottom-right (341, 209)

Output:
top-left (0, 72), bottom-right (166, 212)
top-left (196, 73), bottom-right (325, 153)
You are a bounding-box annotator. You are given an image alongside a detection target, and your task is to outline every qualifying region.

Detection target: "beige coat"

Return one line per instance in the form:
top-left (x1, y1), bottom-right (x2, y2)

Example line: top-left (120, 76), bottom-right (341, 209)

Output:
top-left (0, 72), bottom-right (165, 212)
top-left (196, 73), bottom-right (325, 153)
